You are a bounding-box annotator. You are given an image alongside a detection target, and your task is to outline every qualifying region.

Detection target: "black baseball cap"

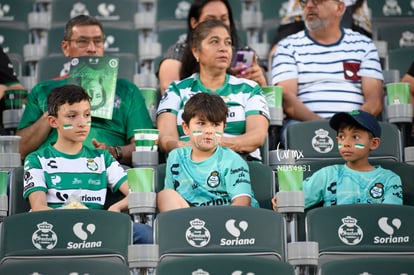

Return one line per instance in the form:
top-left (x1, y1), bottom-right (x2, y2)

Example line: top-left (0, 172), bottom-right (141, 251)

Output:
top-left (329, 110), bottom-right (381, 138)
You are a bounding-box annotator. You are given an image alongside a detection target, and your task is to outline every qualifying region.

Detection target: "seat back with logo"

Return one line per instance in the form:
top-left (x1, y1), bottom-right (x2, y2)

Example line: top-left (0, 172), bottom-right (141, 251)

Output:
top-left (155, 206), bottom-right (285, 261)
top-left (286, 120), bottom-right (402, 163)
top-left (156, 161), bottom-right (275, 210)
top-left (305, 204), bottom-right (414, 266)
top-left (0, 258), bottom-right (130, 275)
top-left (50, 0), bottom-right (137, 28)
top-left (0, 209), bottom-right (132, 265)
top-left (157, 254), bottom-right (295, 275)
top-left (319, 256), bottom-right (414, 275)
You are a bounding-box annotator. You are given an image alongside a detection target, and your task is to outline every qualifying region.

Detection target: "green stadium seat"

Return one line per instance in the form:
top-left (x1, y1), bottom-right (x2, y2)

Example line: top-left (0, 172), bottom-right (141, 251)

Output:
top-left (388, 47), bottom-right (414, 76)
top-left (286, 120), bottom-right (403, 163)
top-left (376, 23), bottom-right (414, 50)
top-left (0, 209), bottom-right (132, 265)
top-left (0, 258), bottom-right (130, 275)
top-left (0, 27), bottom-right (29, 59)
top-left (368, 0), bottom-right (414, 18)
top-left (306, 204), bottom-right (414, 266)
top-left (157, 254), bottom-right (295, 275)
top-left (155, 206), bottom-right (286, 261)
top-left (156, 0), bottom-right (190, 27)
top-left (319, 257), bottom-right (414, 275)
top-left (157, 27), bottom-right (187, 57)
top-left (49, 0), bottom-right (137, 28)
top-left (0, 0), bottom-right (34, 28)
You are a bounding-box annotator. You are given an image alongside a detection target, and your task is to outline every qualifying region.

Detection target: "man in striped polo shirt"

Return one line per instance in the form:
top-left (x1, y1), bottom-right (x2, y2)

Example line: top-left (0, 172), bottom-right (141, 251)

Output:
top-left (271, 0), bottom-right (383, 145)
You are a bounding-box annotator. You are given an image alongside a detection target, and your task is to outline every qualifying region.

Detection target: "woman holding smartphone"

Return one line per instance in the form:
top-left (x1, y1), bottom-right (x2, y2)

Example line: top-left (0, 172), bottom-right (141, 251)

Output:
top-left (157, 20), bottom-right (269, 162)
top-left (157, 0), bottom-right (267, 95)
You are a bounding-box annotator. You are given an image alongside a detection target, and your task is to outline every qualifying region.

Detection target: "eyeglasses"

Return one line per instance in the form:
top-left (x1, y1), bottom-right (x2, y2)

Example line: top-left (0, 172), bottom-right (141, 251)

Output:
top-left (66, 37), bottom-right (105, 48)
top-left (299, 0), bottom-right (339, 7)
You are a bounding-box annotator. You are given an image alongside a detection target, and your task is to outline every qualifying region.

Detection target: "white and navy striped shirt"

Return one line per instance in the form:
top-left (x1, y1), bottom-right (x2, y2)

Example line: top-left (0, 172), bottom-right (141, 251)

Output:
top-left (271, 28), bottom-right (383, 118)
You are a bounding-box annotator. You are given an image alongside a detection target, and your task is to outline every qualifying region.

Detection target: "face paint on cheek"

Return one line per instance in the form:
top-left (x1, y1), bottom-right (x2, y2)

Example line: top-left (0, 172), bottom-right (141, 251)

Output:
top-left (354, 144), bottom-right (365, 149)
top-left (192, 130), bottom-right (202, 136)
top-left (87, 121), bottom-right (91, 126)
top-left (215, 131), bottom-right (222, 137)
top-left (63, 124), bottom-right (73, 130)
top-left (338, 143), bottom-right (342, 149)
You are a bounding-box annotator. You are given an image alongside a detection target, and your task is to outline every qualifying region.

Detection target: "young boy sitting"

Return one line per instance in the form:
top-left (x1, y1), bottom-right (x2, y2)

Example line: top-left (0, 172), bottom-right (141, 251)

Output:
top-left (23, 85), bottom-right (153, 244)
top-left (157, 93), bottom-right (259, 212)
top-left (272, 110), bottom-right (403, 210)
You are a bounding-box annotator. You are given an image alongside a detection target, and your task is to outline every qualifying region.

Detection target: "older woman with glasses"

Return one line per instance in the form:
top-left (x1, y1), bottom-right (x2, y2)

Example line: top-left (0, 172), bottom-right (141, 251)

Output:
top-left (157, 20), bottom-right (269, 162)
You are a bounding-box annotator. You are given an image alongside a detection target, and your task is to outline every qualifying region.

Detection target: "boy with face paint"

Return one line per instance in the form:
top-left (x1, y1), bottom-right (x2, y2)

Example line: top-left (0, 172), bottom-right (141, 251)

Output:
top-left (272, 110), bottom-right (402, 210)
top-left (23, 85), bottom-right (153, 244)
top-left (157, 93), bottom-right (259, 212)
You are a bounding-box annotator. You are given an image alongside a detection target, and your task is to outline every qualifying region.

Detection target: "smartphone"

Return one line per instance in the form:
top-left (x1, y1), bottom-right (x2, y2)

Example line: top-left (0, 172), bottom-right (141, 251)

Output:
top-left (231, 49), bottom-right (254, 70)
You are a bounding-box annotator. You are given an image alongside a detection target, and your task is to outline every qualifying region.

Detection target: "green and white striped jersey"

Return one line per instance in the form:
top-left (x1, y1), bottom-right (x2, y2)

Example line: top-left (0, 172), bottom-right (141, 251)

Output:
top-left (23, 145), bottom-right (127, 209)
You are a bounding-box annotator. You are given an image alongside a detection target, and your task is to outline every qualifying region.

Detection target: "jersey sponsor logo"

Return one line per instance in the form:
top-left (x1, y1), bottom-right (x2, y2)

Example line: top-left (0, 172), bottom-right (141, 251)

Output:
top-left (312, 128), bottom-right (334, 154)
top-left (67, 222), bottom-right (102, 249)
top-left (374, 217), bottom-right (409, 244)
top-left (86, 159), bottom-right (98, 171)
top-left (32, 222), bottom-right (58, 250)
top-left (80, 194), bottom-right (103, 202)
top-left (207, 171), bottom-right (220, 188)
top-left (171, 163), bottom-right (179, 175)
top-left (197, 197), bottom-right (231, 206)
top-left (220, 219), bottom-right (255, 246)
top-left (24, 171), bottom-right (35, 192)
top-left (51, 175), bottom-right (61, 185)
top-left (338, 216), bottom-right (363, 245)
top-left (185, 218), bottom-right (211, 248)
top-left (47, 160), bottom-right (58, 169)
top-left (370, 183), bottom-right (384, 199)
top-left (56, 192), bottom-right (69, 202)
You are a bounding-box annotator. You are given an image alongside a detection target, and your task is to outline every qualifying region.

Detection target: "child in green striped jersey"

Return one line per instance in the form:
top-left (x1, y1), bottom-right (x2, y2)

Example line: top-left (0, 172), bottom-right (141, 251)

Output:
top-left (272, 110), bottom-right (402, 210)
top-left (23, 85), bottom-right (153, 244)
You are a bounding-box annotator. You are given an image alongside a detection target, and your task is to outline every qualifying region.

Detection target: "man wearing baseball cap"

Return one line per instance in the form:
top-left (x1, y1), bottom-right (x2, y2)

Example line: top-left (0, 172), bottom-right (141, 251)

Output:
top-left (272, 110), bottom-right (402, 211)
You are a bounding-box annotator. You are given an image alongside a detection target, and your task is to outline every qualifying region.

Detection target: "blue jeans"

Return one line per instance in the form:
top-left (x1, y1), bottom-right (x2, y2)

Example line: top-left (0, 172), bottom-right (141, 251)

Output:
top-left (133, 223), bottom-right (154, 244)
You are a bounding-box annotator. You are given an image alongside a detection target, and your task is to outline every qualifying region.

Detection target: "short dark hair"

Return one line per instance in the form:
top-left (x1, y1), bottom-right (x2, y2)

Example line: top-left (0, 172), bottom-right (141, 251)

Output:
top-left (63, 14), bottom-right (104, 41)
top-left (182, 93), bottom-right (228, 125)
top-left (47, 85), bottom-right (91, 116)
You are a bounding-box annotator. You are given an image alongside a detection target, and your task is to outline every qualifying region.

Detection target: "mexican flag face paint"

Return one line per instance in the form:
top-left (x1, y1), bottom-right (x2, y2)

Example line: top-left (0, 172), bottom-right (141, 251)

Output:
top-left (338, 143), bottom-right (342, 149)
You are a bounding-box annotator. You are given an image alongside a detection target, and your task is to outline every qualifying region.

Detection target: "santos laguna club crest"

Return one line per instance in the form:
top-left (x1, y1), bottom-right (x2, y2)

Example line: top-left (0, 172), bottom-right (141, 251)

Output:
top-left (186, 218), bottom-right (211, 247)
top-left (32, 221), bottom-right (58, 250)
top-left (312, 128), bottom-right (334, 153)
top-left (338, 216), bottom-right (363, 245)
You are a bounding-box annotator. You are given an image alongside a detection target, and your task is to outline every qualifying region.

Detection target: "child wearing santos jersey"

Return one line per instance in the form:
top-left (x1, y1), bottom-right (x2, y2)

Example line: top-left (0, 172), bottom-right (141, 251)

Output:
top-left (157, 93), bottom-right (259, 212)
top-left (23, 85), bottom-right (153, 244)
top-left (272, 110), bottom-right (402, 211)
